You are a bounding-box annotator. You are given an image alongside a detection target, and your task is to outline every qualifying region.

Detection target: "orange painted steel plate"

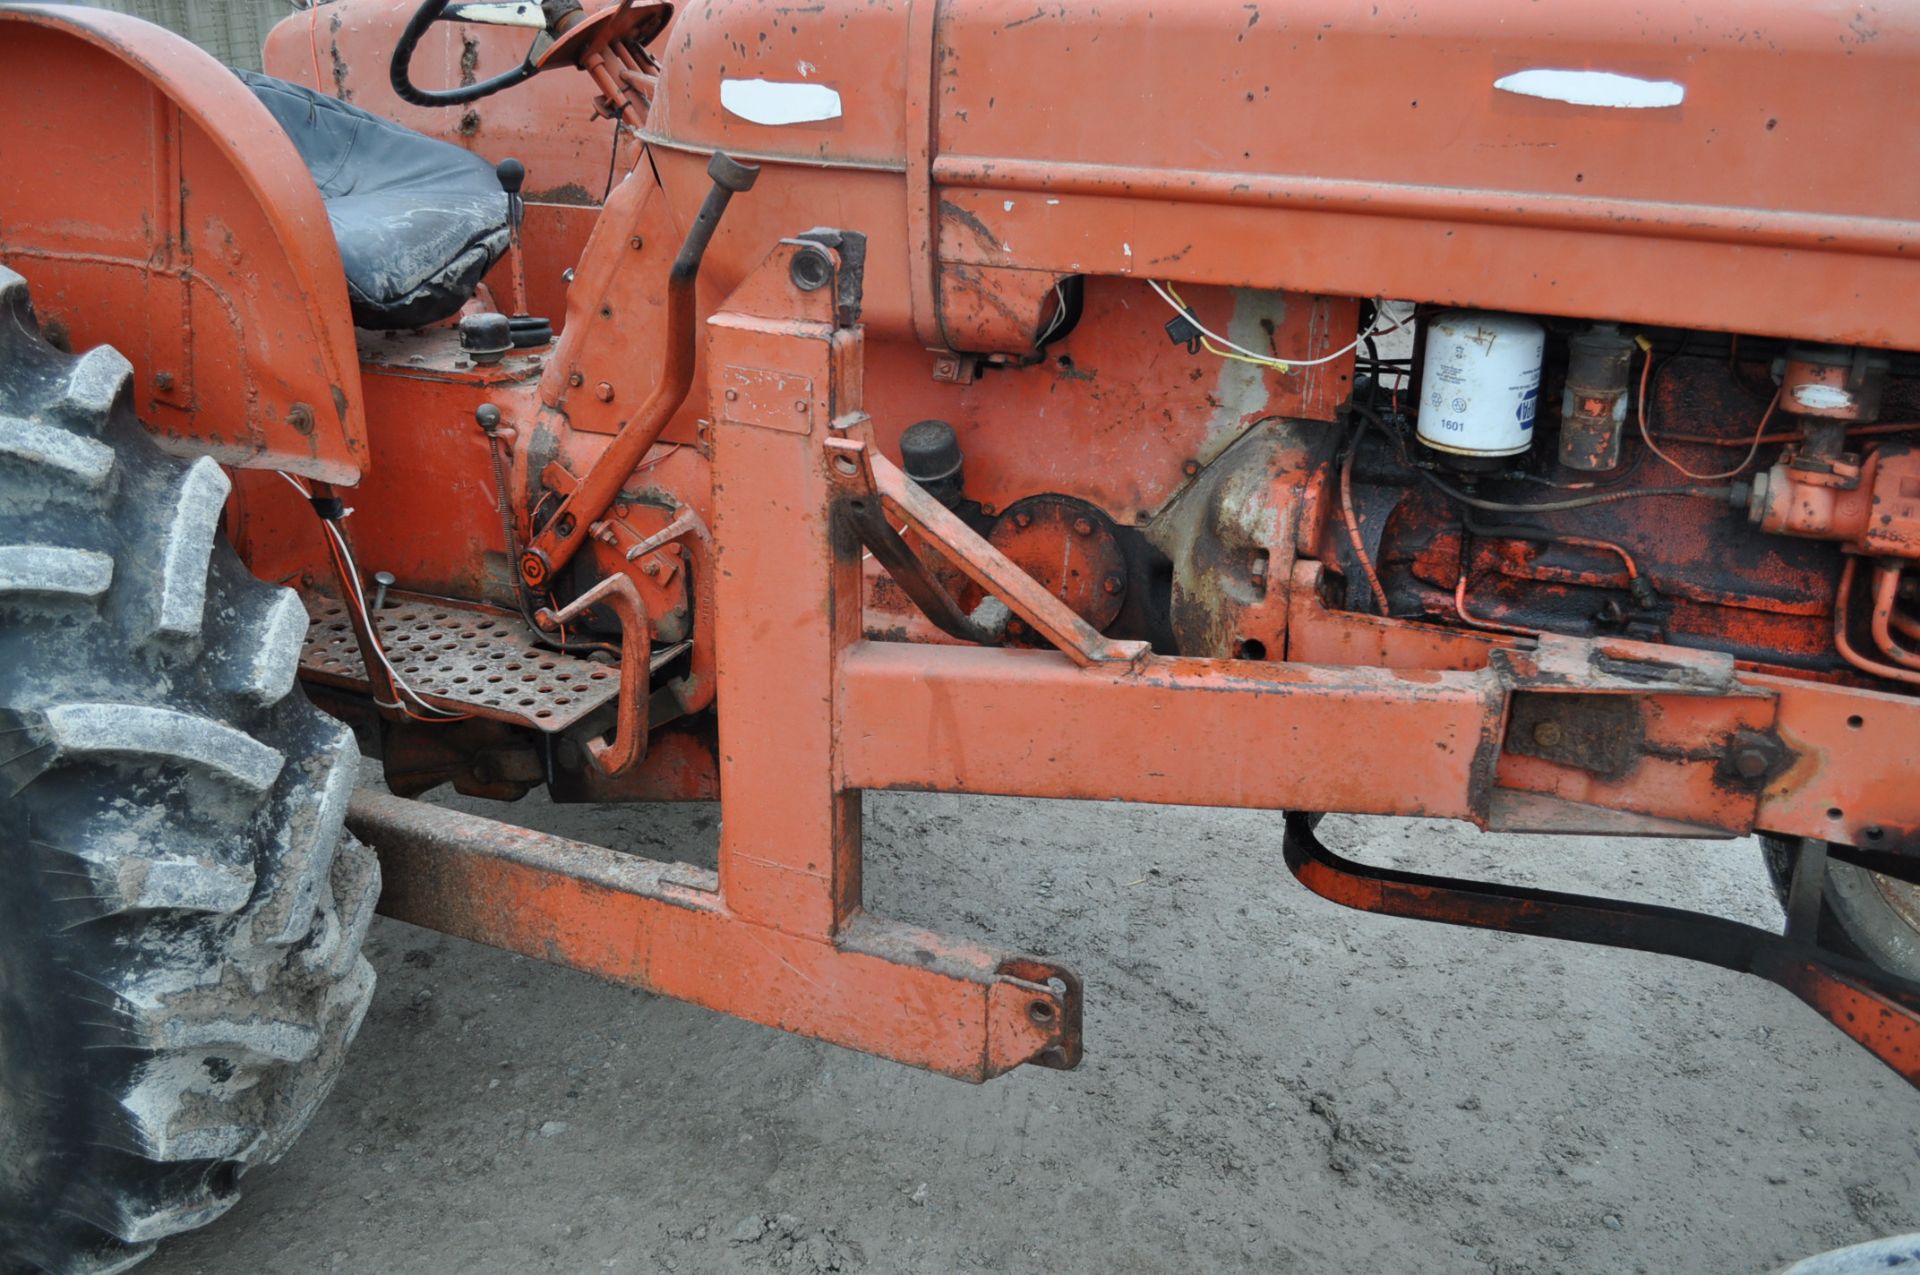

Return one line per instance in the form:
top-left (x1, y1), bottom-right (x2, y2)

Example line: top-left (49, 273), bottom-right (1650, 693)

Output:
top-left (930, 0), bottom-right (1920, 347)
top-left (1754, 673), bottom-right (1920, 854)
top-left (634, 0), bottom-right (1920, 349)
top-left (0, 5), bottom-right (367, 482)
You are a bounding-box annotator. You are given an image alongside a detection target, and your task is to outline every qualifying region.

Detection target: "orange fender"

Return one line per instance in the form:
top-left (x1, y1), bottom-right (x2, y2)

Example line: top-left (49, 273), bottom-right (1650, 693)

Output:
top-left (0, 5), bottom-right (367, 483)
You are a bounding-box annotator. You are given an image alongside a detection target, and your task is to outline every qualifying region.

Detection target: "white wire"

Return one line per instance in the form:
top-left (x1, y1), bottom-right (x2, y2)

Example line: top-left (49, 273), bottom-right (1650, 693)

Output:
top-left (277, 473), bottom-right (405, 705)
top-left (333, 530), bottom-right (463, 717)
top-left (1148, 280), bottom-right (1404, 370)
top-left (335, 530), bottom-right (464, 717)
top-left (1036, 280), bottom-right (1070, 346)
top-left (277, 472), bottom-right (463, 717)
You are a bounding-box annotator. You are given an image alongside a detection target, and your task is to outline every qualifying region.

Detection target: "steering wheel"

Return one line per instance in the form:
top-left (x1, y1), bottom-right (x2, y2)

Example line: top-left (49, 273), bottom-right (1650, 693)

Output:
top-left (389, 0), bottom-right (674, 108)
top-left (390, 0), bottom-right (545, 107)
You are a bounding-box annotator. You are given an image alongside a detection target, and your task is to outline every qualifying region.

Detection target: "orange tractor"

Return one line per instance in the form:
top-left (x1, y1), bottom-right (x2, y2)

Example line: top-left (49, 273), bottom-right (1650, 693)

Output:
top-left (2, 0), bottom-right (1919, 1268)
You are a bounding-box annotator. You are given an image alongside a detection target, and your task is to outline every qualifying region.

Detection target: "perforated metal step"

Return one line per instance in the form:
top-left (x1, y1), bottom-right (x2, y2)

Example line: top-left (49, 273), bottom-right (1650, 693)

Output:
top-left (300, 596), bottom-right (621, 731)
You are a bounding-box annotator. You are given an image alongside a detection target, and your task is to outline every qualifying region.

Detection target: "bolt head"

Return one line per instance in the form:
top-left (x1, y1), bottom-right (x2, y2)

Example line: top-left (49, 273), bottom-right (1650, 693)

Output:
top-left (568, 371), bottom-right (584, 388)
top-left (595, 382), bottom-right (615, 403)
top-left (1532, 720), bottom-right (1565, 748)
top-left (1182, 459), bottom-right (1201, 476)
top-left (1103, 575), bottom-right (1123, 595)
top-left (641, 558), bottom-right (660, 576)
top-left (1014, 512), bottom-right (1032, 528)
top-left (1734, 748), bottom-right (1771, 779)
top-left (1073, 516), bottom-right (1094, 536)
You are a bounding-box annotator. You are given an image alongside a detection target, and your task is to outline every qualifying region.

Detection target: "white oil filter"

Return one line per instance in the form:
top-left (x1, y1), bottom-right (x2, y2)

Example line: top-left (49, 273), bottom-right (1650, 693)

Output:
top-left (1416, 312), bottom-right (1546, 458)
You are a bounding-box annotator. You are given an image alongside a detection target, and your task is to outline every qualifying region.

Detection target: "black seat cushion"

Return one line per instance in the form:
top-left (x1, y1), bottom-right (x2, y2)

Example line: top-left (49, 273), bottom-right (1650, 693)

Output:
top-left (236, 70), bottom-right (510, 329)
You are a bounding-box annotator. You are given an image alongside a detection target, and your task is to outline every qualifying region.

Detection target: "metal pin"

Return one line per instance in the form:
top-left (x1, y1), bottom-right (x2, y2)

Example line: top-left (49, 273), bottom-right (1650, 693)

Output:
top-left (372, 570), bottom-right (396, 611)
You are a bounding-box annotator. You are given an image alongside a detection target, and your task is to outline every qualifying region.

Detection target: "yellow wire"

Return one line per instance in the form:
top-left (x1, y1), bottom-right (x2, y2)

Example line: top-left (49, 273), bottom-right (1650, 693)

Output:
top-left (1164, 282), bottom-right (1295, 373)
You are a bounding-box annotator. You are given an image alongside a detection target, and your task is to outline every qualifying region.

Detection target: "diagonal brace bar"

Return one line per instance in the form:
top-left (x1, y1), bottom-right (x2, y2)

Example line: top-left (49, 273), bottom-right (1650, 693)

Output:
top-left (850, 444), bottom-right (1148, 669)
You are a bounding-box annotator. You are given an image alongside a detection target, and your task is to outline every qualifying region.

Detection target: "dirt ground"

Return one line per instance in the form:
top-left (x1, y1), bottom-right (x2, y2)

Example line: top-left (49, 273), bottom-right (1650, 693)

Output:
top-left (142, 791), bottom-right (1920, 1275)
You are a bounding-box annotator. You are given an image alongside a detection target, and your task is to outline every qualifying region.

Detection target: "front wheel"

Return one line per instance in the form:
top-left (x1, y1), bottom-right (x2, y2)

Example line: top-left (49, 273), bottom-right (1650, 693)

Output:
top-left (1761, 836), bottom-right (1920, 982)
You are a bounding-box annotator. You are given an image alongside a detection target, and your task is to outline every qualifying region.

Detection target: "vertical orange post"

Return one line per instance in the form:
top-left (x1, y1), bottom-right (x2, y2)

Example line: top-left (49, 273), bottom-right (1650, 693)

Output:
top-left (709, 251), bottom-right (867, 938)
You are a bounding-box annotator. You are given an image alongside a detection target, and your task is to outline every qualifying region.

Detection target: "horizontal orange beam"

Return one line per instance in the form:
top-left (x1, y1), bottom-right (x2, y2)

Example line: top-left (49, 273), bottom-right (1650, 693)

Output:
top-left (840, 643), bottom-right (1920, 853)
top-left (837, 642), bottom-right (1499, 820)
top-left (346, 791), bottom-right (1077, 1082)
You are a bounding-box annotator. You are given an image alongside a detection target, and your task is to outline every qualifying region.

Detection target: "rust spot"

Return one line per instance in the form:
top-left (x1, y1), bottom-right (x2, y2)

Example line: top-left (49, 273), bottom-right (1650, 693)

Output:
top-left (528, 182), bottom-right (599, 207)
top-left (1505, 692), bottom-right (1644, 780)
top-left (328, 17), bottom-right (352, 100)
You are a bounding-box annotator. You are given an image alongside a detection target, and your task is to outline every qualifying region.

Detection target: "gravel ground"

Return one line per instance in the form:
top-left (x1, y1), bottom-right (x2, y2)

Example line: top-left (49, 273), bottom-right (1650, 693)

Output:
top-left (142, 791), bottom-right (1920, 1275)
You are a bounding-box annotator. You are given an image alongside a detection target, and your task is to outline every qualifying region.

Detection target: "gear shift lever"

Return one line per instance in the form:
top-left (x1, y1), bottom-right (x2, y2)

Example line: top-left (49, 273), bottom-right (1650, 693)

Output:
top-left (492, 158), bottom-right (552, 347)
top-left (495, 158), bottom-right (530, 319)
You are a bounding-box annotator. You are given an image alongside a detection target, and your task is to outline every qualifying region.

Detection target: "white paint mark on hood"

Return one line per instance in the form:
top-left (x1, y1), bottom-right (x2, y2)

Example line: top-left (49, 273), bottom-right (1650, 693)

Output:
top-left (444, 1), bottom-right (543, 27)
top-left (721, 78), bottom-right (843, 126)
top-left (1494, 68), bottom-right (1685, 109)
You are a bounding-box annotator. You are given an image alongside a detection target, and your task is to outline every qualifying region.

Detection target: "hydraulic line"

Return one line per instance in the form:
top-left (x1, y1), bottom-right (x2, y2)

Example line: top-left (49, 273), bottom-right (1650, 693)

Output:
top-left (1461, 513), bottom-right (1655, 609)
top-left (1833, 558), bottom-right (1920, 688)
top-left (1866, 561), bottom-right (1920, 672)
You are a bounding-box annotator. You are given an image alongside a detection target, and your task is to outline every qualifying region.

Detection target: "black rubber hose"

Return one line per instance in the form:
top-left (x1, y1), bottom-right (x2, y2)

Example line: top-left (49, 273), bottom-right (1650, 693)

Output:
top-left (1416, 466), bottom-right (1732, 514)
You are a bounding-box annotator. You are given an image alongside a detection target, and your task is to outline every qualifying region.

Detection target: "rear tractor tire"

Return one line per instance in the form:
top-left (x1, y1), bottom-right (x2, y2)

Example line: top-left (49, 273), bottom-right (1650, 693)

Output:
top-left (0, 265), bottom-right (379, 1274)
